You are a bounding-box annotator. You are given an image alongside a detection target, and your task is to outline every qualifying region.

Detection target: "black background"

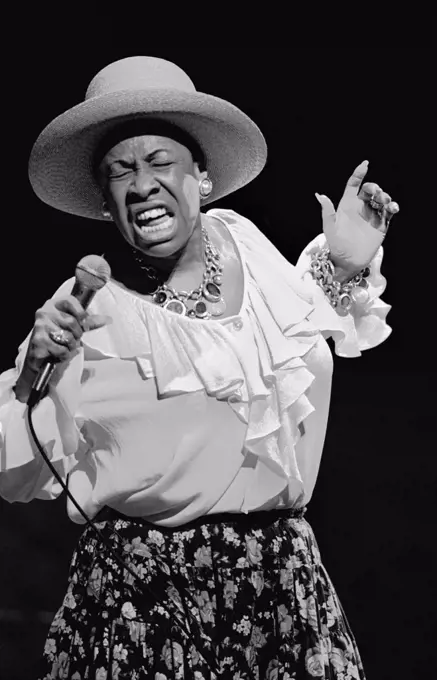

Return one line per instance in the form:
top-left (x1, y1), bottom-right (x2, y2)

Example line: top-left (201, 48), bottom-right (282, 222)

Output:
top-left (0, 44), bottom-right (435, 679)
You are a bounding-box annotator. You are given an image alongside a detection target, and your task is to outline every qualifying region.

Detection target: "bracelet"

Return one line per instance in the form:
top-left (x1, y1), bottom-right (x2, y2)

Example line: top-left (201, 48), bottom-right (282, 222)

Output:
top-left (309, 248), bottom-right (371, 312)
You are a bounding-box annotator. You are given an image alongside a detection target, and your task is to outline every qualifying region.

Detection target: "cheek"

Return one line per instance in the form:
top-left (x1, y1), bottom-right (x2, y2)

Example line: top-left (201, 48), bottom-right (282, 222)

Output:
top-left (108, 186), bottom-right (123, 209)
top-left (181, 174), bottom-right (200, 221)
top-left (103, 188), bottom-right (119, 216)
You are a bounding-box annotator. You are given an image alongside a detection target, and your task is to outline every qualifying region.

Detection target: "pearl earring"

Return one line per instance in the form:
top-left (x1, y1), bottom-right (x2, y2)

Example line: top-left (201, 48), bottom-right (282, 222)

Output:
top-left (102, 203), bottom-right (113, 221)
top-left (199, 177), bottom-right (213, 199)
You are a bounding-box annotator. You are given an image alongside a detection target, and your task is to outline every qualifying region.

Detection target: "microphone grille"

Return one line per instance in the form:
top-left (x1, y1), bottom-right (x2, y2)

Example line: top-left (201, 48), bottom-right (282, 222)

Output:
top-left (75, 255), bottom-right (112, 290)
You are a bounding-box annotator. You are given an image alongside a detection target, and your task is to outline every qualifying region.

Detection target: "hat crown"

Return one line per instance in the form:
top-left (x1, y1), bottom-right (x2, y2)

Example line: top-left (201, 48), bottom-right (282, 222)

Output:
top-left (85, 56), bottom-right (197, 100)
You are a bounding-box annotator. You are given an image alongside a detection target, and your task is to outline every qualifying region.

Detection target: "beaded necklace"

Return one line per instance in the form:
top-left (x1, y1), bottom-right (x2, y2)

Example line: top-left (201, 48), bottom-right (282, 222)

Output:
top-left (130, 225), bottom-right (226, 319)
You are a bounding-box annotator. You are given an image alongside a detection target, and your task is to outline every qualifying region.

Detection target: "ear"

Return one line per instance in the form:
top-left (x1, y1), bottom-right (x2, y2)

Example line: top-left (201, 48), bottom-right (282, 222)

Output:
top-left (101, 188), bottom-right (111, 209)
top-left (193, 164), bottom-right (208, 182)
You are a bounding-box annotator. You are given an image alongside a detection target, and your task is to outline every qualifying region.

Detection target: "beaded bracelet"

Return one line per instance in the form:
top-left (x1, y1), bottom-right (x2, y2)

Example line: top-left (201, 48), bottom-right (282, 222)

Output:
top-left (309, 248), bottom-right (371, 313)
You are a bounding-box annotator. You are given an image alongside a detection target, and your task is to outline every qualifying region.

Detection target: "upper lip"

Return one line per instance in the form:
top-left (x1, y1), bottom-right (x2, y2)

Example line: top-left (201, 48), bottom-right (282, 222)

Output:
top-left (130, 202), bottom-right (174, 221)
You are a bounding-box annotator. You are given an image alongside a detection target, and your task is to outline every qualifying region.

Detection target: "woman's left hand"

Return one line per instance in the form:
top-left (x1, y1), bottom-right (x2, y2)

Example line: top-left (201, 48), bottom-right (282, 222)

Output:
top-left (316, 160), bottom-right (400, 278)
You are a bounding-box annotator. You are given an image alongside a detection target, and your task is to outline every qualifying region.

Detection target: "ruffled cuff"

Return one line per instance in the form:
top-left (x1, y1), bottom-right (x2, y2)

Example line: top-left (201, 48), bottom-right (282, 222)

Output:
top-left (296, 234), bottom-right (392, 357)
top-left (0, 332), bottom-right (88, 502)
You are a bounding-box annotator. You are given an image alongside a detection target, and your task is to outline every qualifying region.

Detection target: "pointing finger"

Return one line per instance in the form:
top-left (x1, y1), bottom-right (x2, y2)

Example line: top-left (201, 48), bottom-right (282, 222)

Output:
top-left (342, 160), bottom-right (369, 200)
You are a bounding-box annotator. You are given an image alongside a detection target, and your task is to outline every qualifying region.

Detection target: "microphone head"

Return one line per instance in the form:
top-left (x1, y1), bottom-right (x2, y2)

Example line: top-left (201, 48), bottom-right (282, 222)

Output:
top-left (75, 255), bottom-right (112, 290)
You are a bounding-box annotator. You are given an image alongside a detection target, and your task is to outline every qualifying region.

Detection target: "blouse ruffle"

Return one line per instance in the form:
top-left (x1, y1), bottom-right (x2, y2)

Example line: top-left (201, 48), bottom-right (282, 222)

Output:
top-left (0, 209), bottom-right (391, 511)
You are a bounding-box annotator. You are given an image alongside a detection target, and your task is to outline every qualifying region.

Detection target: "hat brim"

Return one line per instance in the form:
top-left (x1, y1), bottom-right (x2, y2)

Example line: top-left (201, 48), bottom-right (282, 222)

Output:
top-left (28, 88), bottom-right (267, 221)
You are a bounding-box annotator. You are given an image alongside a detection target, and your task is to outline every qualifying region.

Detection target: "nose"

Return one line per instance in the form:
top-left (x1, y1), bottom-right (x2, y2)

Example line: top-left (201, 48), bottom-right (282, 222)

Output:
top-left (129, 167), bottom-right (160, 198)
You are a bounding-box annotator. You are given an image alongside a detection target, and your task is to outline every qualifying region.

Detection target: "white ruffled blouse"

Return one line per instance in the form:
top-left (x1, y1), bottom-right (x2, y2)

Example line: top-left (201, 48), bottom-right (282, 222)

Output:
top-left (0, 210), bottom-right (391, 526)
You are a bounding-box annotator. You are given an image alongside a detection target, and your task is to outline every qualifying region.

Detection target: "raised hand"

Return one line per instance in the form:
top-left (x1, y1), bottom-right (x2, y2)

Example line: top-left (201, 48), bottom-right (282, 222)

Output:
top-left (316, 160), bottom-right (399, 276)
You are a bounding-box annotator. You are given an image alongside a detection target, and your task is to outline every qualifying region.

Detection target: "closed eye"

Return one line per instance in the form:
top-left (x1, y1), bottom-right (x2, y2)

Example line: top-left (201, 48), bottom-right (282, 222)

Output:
top-left (109, 169), bottom-right (132, 178)
top-left (107, 161), bottom-right (134, 178)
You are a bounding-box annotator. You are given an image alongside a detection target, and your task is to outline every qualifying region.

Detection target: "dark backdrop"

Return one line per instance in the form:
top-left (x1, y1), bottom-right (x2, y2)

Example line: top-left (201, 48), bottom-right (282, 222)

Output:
top-left (1, 45), bottom-right (435, 680)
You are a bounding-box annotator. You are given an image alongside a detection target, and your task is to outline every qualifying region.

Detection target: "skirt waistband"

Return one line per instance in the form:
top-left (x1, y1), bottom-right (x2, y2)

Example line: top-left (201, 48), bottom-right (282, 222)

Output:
top-left (95, 505), bottom-right (308, 532)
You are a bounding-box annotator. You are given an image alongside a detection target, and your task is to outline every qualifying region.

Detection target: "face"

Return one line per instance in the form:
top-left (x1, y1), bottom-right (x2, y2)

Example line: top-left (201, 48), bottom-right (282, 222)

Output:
top-left (98, 134), bottom-right (207, 258)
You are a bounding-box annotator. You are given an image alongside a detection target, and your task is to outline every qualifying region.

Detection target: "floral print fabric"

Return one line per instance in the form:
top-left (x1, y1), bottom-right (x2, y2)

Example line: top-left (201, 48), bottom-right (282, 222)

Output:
top-left (38, 508), bottom-right (366, 679)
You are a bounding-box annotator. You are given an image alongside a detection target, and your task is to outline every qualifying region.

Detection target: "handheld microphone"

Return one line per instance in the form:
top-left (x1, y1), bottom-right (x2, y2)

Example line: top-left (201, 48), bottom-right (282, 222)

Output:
top-left (28, 255), bottom-right (111, 408)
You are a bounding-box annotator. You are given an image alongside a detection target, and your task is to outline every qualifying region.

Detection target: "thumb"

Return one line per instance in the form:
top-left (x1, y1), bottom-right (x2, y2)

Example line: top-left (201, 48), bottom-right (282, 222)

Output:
top-left (315, 193), bottom-right (336, 233)
top-left (82, 314), bottom-right (113, 332)
top-left (315, 193), bottom-right (336, 216)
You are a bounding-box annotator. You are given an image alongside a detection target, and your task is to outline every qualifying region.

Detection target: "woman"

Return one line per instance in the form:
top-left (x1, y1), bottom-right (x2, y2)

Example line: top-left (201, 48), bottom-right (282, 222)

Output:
top-left (0, 56), bottom-right (399, 679)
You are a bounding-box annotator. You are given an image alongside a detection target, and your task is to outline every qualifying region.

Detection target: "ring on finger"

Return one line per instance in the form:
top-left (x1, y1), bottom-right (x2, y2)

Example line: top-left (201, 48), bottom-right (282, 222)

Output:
top-left (368, 197), bottom-right (385, 218)
top-left (369, 197), bottom-right (382, 210)
top-left (49, 329), bottom-right (71, 346)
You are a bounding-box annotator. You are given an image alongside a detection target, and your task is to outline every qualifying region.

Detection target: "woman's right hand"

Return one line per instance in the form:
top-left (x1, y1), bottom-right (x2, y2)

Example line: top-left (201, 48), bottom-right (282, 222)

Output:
top-left (14, 296), bottom-right (111, 401)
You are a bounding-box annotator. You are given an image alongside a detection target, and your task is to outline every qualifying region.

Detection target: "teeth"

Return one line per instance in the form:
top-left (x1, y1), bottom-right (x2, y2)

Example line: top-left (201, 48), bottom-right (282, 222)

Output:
top-left (137, 207), bottom-right (167, 222)
top-left (140, 216), bottom-right (174, 233)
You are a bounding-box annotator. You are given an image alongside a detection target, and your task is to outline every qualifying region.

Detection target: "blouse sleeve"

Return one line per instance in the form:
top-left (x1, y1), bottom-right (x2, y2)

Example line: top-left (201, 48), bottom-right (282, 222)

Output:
top-left (0, 278), bottom-right (88, 503)
top-left (295, 233), bottom-right (392, 357)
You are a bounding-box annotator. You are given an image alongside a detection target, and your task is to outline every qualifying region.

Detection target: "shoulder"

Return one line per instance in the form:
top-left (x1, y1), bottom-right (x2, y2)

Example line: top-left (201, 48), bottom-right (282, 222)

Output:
top-left (206, 208), bottom-right (252, 228)
top-left (205, 208), bottom-right (281, 259)
top-left (205, 208), bottom-right (264, 244)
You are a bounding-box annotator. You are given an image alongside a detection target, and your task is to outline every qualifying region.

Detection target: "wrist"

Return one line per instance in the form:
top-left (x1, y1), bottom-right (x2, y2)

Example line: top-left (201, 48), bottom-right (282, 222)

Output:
top-left (329, 255), bottom-right (361, 284)
top-left (331, 264), bottom-right (352, 284)
top-left (309, 248), bottom-right (371, 312)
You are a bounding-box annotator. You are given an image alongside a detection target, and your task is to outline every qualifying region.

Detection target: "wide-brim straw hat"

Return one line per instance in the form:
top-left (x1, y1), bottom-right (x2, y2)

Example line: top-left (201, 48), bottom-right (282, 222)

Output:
top-left (28, 56), bottom-right (268, 221)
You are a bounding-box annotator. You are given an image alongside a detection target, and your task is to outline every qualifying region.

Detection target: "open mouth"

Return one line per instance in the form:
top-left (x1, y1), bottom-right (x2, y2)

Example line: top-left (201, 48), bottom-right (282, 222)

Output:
top-left (134, 207), bottom-right (175, 233)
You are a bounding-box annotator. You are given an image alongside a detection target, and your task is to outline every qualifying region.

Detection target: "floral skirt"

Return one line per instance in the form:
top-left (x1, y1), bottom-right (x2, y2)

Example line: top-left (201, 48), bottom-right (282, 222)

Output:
top-left (38, 507), bottom-right (366, 679)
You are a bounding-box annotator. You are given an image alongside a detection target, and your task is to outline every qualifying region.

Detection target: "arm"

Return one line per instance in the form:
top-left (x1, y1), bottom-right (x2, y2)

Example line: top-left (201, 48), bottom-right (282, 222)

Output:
top-left (0, 280), bottom-right (109, 502)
